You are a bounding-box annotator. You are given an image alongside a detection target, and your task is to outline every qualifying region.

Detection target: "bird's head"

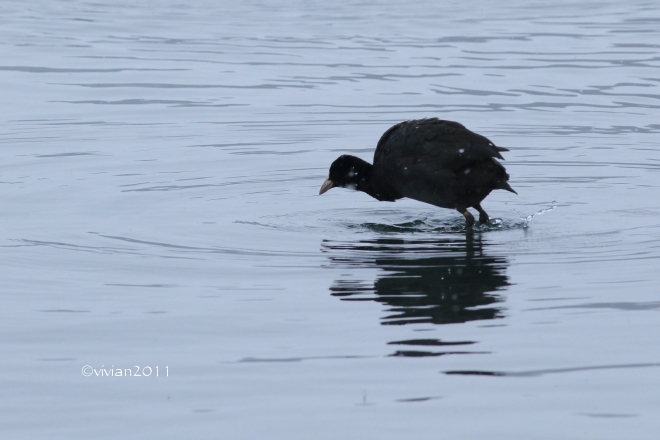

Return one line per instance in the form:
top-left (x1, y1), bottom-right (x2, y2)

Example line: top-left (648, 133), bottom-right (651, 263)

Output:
top-left (319, 155), bottom-right (372, 195)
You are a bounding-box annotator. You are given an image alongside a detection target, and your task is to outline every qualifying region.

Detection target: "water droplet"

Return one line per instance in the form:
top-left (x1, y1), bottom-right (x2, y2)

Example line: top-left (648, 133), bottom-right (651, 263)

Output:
top-left (521, 201), bottom-right (557, 228)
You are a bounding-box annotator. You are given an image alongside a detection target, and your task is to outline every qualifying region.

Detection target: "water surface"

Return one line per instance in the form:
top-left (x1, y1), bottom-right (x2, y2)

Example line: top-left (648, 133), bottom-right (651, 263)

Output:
top-left (1, 1), bottom-right (660, 438)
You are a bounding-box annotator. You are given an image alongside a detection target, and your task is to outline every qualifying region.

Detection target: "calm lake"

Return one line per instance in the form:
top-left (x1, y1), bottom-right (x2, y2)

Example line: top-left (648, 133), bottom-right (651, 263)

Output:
top-left (2, 1), bottom-right (659, 438)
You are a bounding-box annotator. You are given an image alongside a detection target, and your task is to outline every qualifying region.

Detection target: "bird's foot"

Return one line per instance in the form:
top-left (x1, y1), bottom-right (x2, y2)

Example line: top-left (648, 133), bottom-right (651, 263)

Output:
top-left (479, 214), bottom-right (490, 224)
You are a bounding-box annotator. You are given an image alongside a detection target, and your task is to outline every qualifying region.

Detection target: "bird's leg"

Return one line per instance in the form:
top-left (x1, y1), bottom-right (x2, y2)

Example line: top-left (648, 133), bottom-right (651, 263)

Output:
top-left (474, 203), bottom-right (490, 224)
top-left (456, 206), bottom-right (474, 228)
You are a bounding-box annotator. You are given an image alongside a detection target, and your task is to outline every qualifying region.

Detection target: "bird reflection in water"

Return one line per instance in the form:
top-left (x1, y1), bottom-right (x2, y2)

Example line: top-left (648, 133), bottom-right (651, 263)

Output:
top-left (322, 233), bottom-right (510, 357)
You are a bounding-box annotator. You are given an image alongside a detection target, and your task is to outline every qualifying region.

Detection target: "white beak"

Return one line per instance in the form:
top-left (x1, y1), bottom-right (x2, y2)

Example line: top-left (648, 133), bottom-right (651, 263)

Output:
top-left (319, 179), bottom-right (334, 195)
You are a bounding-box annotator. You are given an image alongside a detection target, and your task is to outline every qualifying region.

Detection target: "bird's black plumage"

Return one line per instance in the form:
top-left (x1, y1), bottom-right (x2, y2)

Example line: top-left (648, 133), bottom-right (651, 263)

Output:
top-left (319, 118), bottom-right (516, 228)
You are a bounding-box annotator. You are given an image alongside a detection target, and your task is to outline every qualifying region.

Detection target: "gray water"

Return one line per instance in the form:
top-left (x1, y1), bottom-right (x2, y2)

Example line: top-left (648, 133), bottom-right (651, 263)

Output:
top-left (2, 1), bottom-right (660, 438)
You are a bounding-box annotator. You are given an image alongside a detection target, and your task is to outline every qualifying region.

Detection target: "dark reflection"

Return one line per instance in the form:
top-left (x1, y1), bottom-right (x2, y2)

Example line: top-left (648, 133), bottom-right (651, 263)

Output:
top-left (323, 233), bottom-right (510, 327)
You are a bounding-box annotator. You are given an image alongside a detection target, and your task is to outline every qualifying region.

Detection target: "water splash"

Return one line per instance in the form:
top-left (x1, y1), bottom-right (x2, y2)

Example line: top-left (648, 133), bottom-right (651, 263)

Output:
top-left (520, 201), bottom-right (557, 228)
top-left (352, 216), bottom-right (513, 234)
top-left (477, 218), bottom-right (504, 231)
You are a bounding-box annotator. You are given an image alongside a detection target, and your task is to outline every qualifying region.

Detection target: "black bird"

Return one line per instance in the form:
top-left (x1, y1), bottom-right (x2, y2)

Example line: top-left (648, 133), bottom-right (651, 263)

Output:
top-left (319, 118), bottom-right (516, 228)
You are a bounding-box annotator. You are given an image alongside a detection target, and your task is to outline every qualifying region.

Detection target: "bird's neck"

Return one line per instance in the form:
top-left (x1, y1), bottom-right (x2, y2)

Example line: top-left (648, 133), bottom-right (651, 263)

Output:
top-left (352, 161), bottom-right (400, 202)
top-left (354, 164), bottom-right (375, 195)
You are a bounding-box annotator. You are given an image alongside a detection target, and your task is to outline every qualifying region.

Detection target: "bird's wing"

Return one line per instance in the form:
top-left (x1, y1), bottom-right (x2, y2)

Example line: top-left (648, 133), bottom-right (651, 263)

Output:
top-left (373, 118), bottom-right (507, 172)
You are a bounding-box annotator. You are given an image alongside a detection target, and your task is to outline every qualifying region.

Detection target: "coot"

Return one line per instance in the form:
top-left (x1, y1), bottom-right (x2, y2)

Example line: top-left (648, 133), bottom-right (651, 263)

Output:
top-left (319, 118), bottom-right (516, 228)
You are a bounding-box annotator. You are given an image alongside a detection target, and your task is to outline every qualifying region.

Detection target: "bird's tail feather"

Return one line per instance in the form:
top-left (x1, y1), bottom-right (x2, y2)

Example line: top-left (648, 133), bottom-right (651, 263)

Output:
top-left (498, 180), bottom-right (517, 194)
